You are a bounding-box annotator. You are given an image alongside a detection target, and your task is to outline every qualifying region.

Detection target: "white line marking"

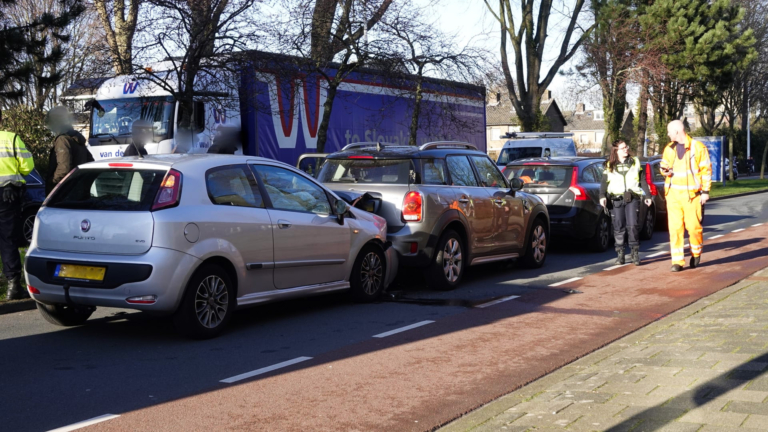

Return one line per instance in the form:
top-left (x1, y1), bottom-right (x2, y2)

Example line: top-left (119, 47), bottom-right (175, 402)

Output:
top-left (475, 295), bottom-right (521, 309)
top-left (603, 264), bottom-right (628, 271)
top-left (733, 229), bottom-right (745, 233)
top-left (647, 251), bottom-right (668, 258)
top-left (549, 277), bottom-right (583, 287)
top-left (373, 320), bottom-right (435, 338)
top-left (220, 357), bottom-right (313, 384)
top-left (709, 234), bottom-right (724, 240)
top-left (48, 414), bottom-right (120, 432)
top-left (752, 223), bottom-right (763, 227)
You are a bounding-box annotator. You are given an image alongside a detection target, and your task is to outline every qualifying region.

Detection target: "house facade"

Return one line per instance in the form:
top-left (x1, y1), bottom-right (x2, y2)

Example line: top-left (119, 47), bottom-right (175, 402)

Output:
top-left (564, 104), bottom-right (635, 154)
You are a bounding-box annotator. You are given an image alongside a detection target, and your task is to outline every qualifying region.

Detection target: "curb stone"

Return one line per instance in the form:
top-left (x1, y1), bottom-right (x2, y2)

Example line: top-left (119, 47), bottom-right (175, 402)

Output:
top-left (437, 273), bottom-right (763, 432)
top-left (0, 298), bottom-right (36, 315)
top-left (710, 188), bottom-right (768, 201)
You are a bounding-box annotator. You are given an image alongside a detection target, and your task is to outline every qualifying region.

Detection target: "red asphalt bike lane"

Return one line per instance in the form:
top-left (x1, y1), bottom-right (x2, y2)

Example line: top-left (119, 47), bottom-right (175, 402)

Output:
top-left (83, 224), bottom-right (768, 432)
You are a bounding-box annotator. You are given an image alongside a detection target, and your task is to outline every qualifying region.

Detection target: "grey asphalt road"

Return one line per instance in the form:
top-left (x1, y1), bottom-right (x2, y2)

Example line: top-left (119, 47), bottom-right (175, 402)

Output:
top-left (1, 192), bottom-right (766, 432)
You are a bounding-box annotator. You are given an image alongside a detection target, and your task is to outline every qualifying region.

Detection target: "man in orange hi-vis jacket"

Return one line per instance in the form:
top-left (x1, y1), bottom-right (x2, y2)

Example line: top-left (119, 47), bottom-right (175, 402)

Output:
top-left (660, 120), bottom-right (712, 272)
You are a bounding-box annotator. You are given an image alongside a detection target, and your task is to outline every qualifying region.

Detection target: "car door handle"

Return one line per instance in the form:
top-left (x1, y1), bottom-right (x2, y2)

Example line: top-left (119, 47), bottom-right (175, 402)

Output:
top-left (458, 197), bottom-right (470, 204)
top-left (277, 219), bottom-right (292, 229)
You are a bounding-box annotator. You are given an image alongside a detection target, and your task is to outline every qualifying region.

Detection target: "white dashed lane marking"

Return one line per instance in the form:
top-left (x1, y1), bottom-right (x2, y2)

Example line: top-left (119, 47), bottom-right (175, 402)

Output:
top-left (220, 357), bottom-right (313, 384)
top-left (549, 277), bottom-right (583, 287)
top-left (48, 414), bottom-right (120, 432)
top-left (603, 264), bottom-right (628, 271)
top-left (372, 321), bottom-right (435, 338)
top-left (475, 296), bottom-right (520, 309)
top-left (733, 229), bottom-right (745, 233)
top-left (709, 235), bottom-right (724, 240)
top-left (647, 251), bottom-right (668, 258)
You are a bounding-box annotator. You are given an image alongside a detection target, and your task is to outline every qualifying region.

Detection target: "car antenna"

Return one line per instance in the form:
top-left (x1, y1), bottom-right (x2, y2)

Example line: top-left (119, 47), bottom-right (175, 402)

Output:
top-left (376, 141), bottom-right (382, 152)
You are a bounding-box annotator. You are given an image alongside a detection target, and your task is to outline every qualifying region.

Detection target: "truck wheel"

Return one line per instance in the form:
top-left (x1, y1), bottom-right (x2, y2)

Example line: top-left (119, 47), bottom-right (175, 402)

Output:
top-left (349, 245), bottom-right (385, 302)
top-left (173, 264), bottom-right (234, 339)
top-left (427, 230), bottom-right (464, 291)
top-left (590, 214), bottom-right (612, 252)
top-left (36, 302), bottom-right (94, 326)
top-left (522, 218), bottom-right (548, 268)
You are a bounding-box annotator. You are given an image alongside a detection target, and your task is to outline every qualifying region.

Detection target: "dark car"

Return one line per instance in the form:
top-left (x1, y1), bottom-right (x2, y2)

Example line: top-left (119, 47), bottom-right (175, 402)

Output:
top-left (504, 157), bottom-right (655, 252)
top-left (297, 153), bottom-right (328, 178)
top-left (21, 168), bottom-right (46, 244)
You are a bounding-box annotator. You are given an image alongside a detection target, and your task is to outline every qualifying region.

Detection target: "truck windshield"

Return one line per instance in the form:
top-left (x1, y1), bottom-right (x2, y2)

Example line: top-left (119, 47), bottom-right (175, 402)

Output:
top-left (319, 159), bottom-right (414, 184)
top-left (497, 147), bottom-right (543, 165)
top-left (91, 97), bottom-right (174, 144)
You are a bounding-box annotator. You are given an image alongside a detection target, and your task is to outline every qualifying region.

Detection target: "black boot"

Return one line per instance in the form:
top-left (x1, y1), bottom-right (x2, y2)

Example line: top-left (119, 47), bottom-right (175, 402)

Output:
top-left (690, 256), bottom-right (701, 269)
top-left (6, 276), bottom-right (28, 301)
top-left (615, 247), bottom-right (625, 265)
top-left (631, 247), bottom-right (641, 266)
top-left (670, 264), bottom-right (683, 272)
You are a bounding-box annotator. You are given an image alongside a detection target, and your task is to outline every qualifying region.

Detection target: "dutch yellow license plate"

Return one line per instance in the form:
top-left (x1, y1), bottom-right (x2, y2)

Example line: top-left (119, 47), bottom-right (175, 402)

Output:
top-left (54, 264), bottom-right (106, 281)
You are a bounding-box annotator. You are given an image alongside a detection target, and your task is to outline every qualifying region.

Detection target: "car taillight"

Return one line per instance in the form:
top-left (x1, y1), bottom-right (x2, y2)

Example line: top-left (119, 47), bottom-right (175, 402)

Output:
top-left (42, 168), bottom-right (77, 207)
top-left (108, 163), bottom-right (134, 167)
top-left (28, 286), bottom-right (40, 295)
top-left (568, 167), bottom-right (588, 201)
top-left (402, 191), bottom-right (423, 222)
top-left (152, 169), bottom-right (182, 211)
top-left (646, 163), bottom-right (658, 196)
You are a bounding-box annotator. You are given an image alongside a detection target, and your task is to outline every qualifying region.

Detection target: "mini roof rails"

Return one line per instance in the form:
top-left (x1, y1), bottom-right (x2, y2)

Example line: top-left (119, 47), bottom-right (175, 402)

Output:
top-left (502, 132), bottom-right (574, 139)
top-left (341, 141), bottom-right (406, 151)
top-left (419, 141), bottom-right (478, 151)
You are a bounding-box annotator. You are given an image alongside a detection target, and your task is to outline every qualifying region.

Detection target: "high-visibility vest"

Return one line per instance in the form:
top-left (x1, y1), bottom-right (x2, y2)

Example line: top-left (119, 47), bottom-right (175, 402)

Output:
top-left (0, 131), bottom-right (35, 187)
top-left (661, 135), bottom-right (712, 199)
top-left (604, 156), bottom-right (644, 196)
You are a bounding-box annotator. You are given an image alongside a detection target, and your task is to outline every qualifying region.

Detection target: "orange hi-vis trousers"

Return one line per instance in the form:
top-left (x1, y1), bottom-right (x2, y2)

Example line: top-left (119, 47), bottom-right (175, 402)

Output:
top-left (667, 189), bottom-right (703, 266)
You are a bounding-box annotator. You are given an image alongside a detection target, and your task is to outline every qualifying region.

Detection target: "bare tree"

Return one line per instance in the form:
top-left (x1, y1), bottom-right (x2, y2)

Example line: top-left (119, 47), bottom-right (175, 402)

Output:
top-left (377, 4), bottom-right (488, 146)
top-left (484, 0), bottom-right (595, 131)
top-left (93, 0), bottom-right (142, 75)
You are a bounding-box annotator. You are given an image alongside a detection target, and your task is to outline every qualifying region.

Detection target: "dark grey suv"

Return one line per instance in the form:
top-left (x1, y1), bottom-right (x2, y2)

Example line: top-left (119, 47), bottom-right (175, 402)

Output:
top-left (316, 142), bottom-right (550, 290)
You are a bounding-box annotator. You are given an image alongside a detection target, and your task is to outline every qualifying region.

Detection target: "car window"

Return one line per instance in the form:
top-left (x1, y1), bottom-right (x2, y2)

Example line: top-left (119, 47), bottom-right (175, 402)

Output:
top-left (497, 147), bottom-right (542, 165)
top-left (206, 165), bottom-right (263, 208)
top-left (254, 165), bottom-right (331, 215)
top-left (421, 158), bottom-right (448, 185)
top-left (46, 168), bottom-right (165, 211)
top-left (581, 164), bottom-right (600, 183)
top-left (652, 162), bottom-right (665, 182)
top-left (471, 156), bottom-right (507, 188)
top-left (318, 158), bottom-right (413, 184)
top-left (446, 156), bottom-right (479, 187)
top-left (505, 164), bottom-right (571, 188)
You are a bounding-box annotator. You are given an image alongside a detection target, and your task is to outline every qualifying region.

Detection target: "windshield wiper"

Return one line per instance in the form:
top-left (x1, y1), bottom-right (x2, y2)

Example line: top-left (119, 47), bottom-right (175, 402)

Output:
top-left (93, 132), bottom-right (119, 142)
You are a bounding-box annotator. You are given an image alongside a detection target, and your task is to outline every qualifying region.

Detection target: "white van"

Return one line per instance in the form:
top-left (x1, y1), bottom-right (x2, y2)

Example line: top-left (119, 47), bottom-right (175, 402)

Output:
top-left (495, 132), bottom-right (577, 168)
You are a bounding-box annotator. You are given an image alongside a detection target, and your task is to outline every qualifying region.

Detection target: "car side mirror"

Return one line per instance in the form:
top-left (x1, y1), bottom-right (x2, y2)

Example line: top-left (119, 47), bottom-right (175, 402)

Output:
top-left (509, 177), bottom-right (524, 194)
top-left (335, 199), bottom-right (350, 224)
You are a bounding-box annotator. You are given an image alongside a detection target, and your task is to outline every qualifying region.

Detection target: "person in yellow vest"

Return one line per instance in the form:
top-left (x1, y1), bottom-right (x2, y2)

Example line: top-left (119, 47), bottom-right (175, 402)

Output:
top-left (600, 140), bottom-right (652, 266)
top-left (0, 110), bottom-right (35, 300)
top-left (660, 120), bottom-right (712, 272)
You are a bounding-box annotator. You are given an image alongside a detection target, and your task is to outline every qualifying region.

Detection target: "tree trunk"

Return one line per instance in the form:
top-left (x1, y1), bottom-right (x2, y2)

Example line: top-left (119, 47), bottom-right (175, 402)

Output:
top-left (636, 83), bottom-right (649, 155)
top-left (316, 81), bottom-right (339, 153)
top-left (408, 75), bottom-right (424, 146)
top-left (761, 134), bottom-right (767, 179)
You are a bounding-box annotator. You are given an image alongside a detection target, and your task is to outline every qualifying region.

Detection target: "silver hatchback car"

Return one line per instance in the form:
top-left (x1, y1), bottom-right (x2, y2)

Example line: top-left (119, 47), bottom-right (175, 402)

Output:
top-left (25, 155), bottom-right (397, 338)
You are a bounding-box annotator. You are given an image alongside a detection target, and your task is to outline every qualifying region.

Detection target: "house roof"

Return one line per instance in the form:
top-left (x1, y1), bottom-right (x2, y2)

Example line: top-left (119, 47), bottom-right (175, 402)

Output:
top-left (486, 97), bottom-right (566, 127)
top-left (61, 77), bottom-right (111, 98)
top-left (564, 109), bottom-right (633, 132)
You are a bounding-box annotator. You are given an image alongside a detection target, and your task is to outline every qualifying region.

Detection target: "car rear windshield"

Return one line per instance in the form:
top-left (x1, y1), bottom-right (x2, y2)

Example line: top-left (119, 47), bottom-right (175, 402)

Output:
top-left (497, 147), bottom-right (543, 165)
top-left (46, 168), bottom-right (167, 211)
top-left (318, 158), bottom-right (414, 184)
top-left (505, 165), bottom-right (571, 189)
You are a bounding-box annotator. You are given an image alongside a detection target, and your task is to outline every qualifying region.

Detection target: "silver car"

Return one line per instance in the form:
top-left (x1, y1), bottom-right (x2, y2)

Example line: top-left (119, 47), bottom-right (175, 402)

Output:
top-left (317, 142), bottom-right (550, 291)
top-left (25, 155), bottom-right (397, 338)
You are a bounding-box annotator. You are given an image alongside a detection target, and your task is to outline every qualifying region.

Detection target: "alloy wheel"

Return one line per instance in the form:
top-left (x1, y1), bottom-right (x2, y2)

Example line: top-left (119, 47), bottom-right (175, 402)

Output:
top-left (23, 215), bottom-right (35, 243)
top-left (194, 275), bottom-right (228, 329)
top-left (442, 238), bottom-right (462, 283)
top-left (360, 252), bottom-right (383, 295)
top-left (600, 218), bottom-right (610, 249)
top-left (531, 225), bottom-right (547, 263)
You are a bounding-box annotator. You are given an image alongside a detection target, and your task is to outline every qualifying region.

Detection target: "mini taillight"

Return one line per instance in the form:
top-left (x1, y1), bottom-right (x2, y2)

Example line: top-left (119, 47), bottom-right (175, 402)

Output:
top-left (409, 242), bottom-right (418, 254)
top-left (349, 155), bottom-right (373, 159)
top-left (569, 167), bottom-right (589, 201)
top-left (646, 163), bottom-right (658, 196)
top-left (109, 163), bottom-right (134, 167)
top-left (152, 169), bottom-right (182, 211)
top-left (402, 191), bottom-right (423, 222)
top-left (42, 168), bottom-right (77, 207)
top-left (28, 286), bottom-right (40, 295)
top-left (126, 295), bottom-right (157, 304)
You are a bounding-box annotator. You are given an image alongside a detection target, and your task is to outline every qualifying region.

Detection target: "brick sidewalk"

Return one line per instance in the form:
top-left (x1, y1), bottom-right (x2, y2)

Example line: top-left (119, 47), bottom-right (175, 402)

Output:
top-left (441, 268), bottom-right (768, 432)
